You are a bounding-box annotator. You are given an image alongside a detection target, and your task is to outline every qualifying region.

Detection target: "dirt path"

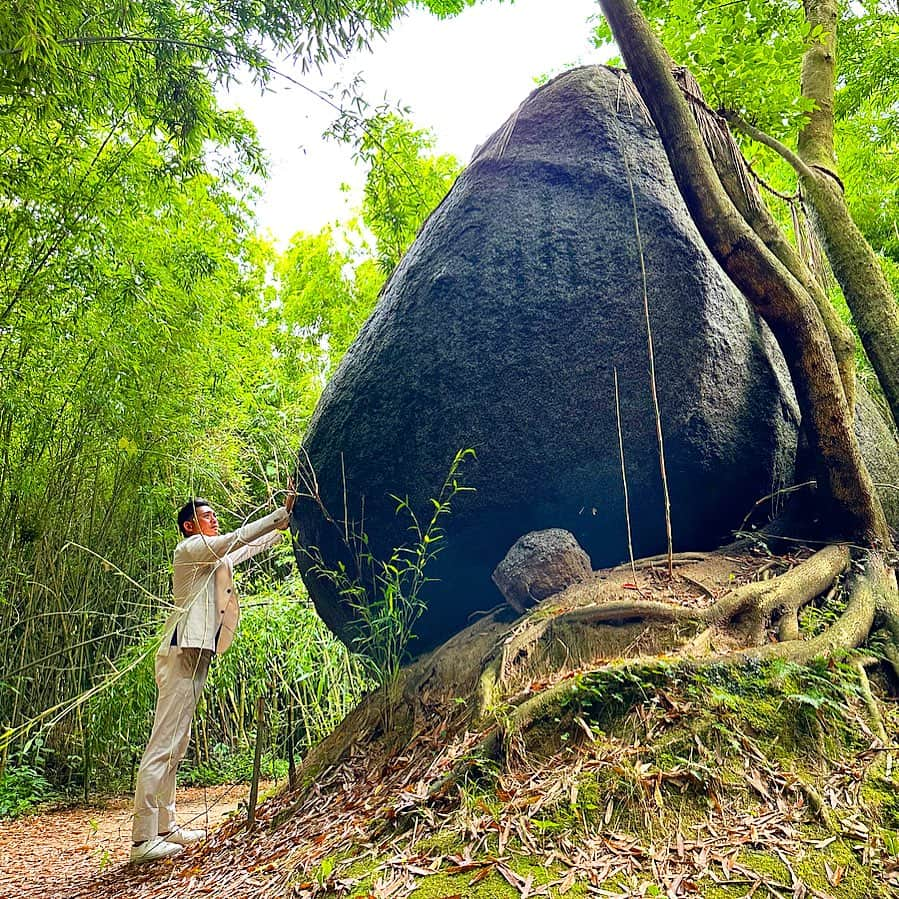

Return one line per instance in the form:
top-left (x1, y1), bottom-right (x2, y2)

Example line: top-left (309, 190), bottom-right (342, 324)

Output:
top-left (0, 780), bottom-right (277, 899)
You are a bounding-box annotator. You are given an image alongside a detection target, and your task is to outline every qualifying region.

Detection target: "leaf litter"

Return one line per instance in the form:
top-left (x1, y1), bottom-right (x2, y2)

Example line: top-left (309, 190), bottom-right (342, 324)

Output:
top-left (40, 700), bottom-right (897, 899)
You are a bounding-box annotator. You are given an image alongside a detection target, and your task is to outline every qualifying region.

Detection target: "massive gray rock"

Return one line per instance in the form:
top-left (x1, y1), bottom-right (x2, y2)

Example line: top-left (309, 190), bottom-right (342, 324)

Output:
top-left (293, 65), bottom-right (802, 652)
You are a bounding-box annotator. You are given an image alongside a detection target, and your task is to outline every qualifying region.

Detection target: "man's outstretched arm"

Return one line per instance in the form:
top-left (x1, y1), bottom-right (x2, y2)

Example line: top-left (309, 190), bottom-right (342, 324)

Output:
top-left (177, 484), bottom-right (295, 564)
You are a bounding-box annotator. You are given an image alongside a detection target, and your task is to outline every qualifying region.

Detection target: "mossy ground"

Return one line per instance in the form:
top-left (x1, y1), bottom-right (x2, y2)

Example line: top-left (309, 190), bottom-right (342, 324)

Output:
top-left (304, 657), bottom-right (899, 898)
top-left (323, 833), bottom-right (890, 899)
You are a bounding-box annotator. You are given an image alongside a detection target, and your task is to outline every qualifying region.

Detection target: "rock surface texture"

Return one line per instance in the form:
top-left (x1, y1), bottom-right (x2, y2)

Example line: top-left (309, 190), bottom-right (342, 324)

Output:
top-left (294, 65), bottom-right (802, 652)
top-left (855, 388), bottom-right (899, 528)
top-left (492, 529), bottom-right (594, 613)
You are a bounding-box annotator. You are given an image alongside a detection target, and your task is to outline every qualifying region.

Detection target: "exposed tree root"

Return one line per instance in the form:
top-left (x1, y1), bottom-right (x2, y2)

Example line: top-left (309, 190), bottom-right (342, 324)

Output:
top-left (492, 545), bottom-right (852, 698)
top-left (464, 546), bottom-right (899, 777)
top-left (291, 543), bottom-right (899, 817)
top-left (700, 544), bottom-right (850, 639)
top-left (725, 557), bottom-right (874, 664)
top-left (855, 659), bottom-right (889, 744)
top-left (612, 552), bottom-right (710, 571)
top-left (795, 778), bottom-right (837, 829)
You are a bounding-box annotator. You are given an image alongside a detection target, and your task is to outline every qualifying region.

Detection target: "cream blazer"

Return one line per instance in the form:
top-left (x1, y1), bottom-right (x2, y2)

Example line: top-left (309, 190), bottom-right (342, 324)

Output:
top-left (159, 507), bottom-right (289, 656)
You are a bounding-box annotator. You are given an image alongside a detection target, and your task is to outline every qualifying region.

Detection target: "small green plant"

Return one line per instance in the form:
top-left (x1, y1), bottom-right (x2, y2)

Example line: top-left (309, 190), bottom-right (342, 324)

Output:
top-left (799, 578), bottom-right (848, 636)
top-left (315, 854), bottom-right (336, 886)
top-left (0, 762), bottom-right (55, 818)
top-left (575, 662), bottom-right (674, 732)
top-left (180, 743), bottom-right (288, 786)
top-left (310, 448), bottom-right (475, 691)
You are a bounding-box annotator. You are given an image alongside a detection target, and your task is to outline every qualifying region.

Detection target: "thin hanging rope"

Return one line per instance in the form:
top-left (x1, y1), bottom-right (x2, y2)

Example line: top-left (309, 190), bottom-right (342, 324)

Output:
top-left (621, 149), bottom-right (675, 576)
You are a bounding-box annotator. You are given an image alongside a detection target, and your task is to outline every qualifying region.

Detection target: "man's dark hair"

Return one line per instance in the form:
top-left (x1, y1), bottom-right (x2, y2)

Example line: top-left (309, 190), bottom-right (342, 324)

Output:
top-left (177, 498), bottom-right (211, 536)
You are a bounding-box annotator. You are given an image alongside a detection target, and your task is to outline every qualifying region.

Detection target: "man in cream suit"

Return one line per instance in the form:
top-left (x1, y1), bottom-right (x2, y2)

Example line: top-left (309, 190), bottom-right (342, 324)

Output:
top-left (130, 490), bottom-right (294, 863)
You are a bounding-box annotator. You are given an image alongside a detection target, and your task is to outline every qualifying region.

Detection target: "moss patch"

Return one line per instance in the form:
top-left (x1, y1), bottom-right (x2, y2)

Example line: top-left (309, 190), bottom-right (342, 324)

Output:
top-left (327, 859), bottom-right (584, 899)
top-left (730, 837), bottom-right (889, 899)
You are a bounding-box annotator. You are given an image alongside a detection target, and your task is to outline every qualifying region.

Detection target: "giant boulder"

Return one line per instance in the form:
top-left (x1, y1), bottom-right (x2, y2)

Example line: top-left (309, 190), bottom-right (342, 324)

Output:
top-left (293, 65), bottom-right (801, 652)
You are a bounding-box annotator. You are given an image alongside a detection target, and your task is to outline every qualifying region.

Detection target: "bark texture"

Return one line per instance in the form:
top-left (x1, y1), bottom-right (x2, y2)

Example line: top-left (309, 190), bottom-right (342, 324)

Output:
top-left (798, 0), bottom-right (839, 170)
top-left (796, 0), bottom-right (899, 429)
top-left (681, 93), bottom-right (857, 410)
top-left (801, 172), bottom-right (899, 430)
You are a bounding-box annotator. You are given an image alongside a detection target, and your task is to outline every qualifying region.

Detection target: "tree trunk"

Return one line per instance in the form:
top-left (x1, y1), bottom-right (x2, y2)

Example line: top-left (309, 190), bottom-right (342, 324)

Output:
top-left (674, 72), bottom-right (856, 409)
top-left (797, 0), bottom-right (899, 429)
top-left (596, 0), bottom-right (890, 546)
top-left (799, 175), bottom-right (899, 433)
top-left (797, 0), bottom-right (838, 170)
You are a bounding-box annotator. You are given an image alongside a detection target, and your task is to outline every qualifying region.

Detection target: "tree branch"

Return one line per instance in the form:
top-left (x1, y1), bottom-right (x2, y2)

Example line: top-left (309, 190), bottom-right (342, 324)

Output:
top-left (721, 111), bottom-right (817, 182)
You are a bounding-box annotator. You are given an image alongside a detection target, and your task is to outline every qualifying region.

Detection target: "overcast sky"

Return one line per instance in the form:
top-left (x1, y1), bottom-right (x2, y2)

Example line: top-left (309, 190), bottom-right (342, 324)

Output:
top-left (223, 0), bottom-right (602, 247)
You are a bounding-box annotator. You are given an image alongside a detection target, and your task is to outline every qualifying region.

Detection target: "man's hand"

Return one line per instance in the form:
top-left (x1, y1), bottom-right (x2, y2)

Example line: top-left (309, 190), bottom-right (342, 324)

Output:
top-left (283, 476), bottom-right (297, 520)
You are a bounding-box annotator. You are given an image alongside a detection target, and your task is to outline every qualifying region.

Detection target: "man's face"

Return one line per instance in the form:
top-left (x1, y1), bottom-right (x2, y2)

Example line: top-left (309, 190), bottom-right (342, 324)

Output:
top-left (185, 505), bottom-right (219, 537)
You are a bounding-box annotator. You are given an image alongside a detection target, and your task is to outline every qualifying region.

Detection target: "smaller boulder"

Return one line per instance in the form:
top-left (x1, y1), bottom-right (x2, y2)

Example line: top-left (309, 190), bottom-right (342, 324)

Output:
top-left (492, 529), bottom-right (593, 613)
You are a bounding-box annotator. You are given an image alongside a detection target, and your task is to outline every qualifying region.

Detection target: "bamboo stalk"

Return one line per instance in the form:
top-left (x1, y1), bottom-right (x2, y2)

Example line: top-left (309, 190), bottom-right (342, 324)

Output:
top-left (287, 699), bottom-right (297, 790)
top-left (621, 149), bottom-right (674, 574)
top-left (614, 367), bottom-right (638, 586)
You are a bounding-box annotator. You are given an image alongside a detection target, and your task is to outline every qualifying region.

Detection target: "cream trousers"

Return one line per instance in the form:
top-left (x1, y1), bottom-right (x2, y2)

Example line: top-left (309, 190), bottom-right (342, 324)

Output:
top-left (131, 647), bottom-right (211, 843)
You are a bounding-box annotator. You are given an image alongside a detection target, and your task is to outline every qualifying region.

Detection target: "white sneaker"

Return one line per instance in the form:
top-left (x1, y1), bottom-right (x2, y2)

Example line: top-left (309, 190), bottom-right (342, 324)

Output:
top-left (130, 836), bottom-right (183, 863)
top-left (165, 825), bottom-right (206, 846)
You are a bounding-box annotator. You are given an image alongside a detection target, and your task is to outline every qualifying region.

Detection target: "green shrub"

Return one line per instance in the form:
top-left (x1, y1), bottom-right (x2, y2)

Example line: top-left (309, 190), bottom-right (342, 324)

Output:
top-left (179, 743), bottom-right (288, 786)
top-left (309, 448), bottom-right (475, 690)
top-left (0, 762), bottom-right (55, 818)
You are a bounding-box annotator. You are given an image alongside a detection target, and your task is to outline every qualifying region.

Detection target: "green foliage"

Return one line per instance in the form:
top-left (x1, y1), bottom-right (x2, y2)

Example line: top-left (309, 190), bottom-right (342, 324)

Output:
top-left (0, 0), bottom-right (315, 759)
top-left (0, 761), bottom-right (55, 818)
top-left (359, 114), bottom-right (462, 273)
top-left (0, 131), bottom-right (279, 761)
top-left (593, 0), bottom-right (899, 269)
top-left (841, 114), bottom-right (899, 263)
top-left (605, 0), bottom-right (815, 139)
top-left (0, 0), bottom-right (445, 151)
top-left (269, 227), bottom-right (384, 399)
top-left (179, 743), bottom-right (288, 788)
top-left (79, 639), bottom-right (159, 791)
top-left (328, 109), bottom-right (462, 273)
